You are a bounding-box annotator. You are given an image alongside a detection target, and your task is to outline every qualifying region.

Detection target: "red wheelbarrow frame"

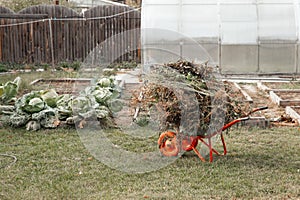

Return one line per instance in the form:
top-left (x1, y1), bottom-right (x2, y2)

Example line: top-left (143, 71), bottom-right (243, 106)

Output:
top-left (158, 106), bottom-right (268, 162)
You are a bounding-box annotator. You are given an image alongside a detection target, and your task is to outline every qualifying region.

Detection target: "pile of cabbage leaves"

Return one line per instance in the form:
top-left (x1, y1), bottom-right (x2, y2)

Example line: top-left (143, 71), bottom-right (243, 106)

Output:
top-left (0, 77), bottom-right (121, 131)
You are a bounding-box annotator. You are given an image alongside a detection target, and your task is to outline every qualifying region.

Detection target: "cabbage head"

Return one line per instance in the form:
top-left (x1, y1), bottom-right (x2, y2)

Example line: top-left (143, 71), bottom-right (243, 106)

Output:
top-left (55, 94), bottom-right (73, 120)
top-left (83, 86), bottom-right (113, 104)
top-left (95, 106), bottom-right (111, 119)
top-left (97, 77), bottom-right (114, 88)
top-left (16, 92), bottom-right (45, 113)
top-left (70, 96), bottom-right (93, 115)
top-left (40, 89), bottom-right (58, 108)
top-left (56, 94), bottom-right (73, 108)
top-left (92, 87), bottom-right (113, 104)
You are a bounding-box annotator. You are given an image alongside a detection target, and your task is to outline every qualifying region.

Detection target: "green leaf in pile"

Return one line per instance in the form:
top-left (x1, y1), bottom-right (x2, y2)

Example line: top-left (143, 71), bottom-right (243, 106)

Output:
top-left (1, 77), bottom-right (21, 104)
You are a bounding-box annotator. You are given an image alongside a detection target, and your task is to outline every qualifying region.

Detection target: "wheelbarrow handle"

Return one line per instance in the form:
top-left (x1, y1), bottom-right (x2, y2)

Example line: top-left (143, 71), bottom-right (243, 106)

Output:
top-left (247, 106), bottom-right (268, 116)
top-left (240, 116), bottom-right (250, 121)
top-left (257, 106), bottom-right (268, 111)
top-left (221, 117), bottom-right (249, 131)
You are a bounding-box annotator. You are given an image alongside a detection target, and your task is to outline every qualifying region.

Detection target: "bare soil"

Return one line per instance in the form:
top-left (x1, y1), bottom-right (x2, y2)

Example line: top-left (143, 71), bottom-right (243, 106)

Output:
top-left (113, 83), bottom-right (142, 128)
top-left (293, 106), bottom-right (300, 113)
top-left (31, 79), bottom-right (91, 94)
top-left (225, 81), bottom-right (249, 102)
top-left (239, 83), bottom-right (286, 119)
top-left (264, 81), bottom-right (300, 90)
top-left (277, 92), bottom-right (300, 101)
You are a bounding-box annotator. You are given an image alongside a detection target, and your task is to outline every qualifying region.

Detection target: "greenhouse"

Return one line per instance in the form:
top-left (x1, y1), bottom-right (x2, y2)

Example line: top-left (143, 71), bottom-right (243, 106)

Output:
top-left (141, 0), bottom-right (300, 75)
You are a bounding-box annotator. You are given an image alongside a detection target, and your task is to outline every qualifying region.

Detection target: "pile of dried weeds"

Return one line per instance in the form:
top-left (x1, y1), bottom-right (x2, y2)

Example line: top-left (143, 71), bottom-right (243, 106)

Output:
top-left (132, 60), bottom-right (247, 136)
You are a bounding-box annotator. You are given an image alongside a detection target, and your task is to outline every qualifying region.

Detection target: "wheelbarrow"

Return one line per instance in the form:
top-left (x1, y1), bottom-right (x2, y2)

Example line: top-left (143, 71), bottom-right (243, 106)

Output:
top-left (158, 106), bottom-right (268, 162)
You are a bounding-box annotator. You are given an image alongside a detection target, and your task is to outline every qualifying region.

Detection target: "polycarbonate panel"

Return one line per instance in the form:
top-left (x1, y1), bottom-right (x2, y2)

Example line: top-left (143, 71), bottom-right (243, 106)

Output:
top-left (143, 0), bottom-right (180, 4)
top-left (182, 43), bottom-right (216, 63)
top-left (221, 45), bottom-right (258, 74)
top-left (220, 5), bottom-right (257, 21)
top-left (182, 0), bottom-right (218, 4)
top-left (197, 43), bottom-right (219, 64)
top-left (220, 4), bottom-right (257, 44)
top-left (141, 28), bottom-right (182, 44)
top-left (258, 0), bottom-right (293, 3)
top-left (182, 22), bottom-right (219, 38)
top-left (220, 0), bottom-right (255, 4)
top-left (258, 4), bottom-right (297, 40)
top-left (142, 44), bottom-right (181, 64)
top-left (142, 5), bottom-right (179, 32)
top-left (296, 3), bottom-right (300, 40)
top-left (181, 5), bottom-right (219, 38)
top-left (259, 44), bottom-right (296, 73)
top-left (221, 23), bottom-right (257, 44)
top-left (298, 44), bottom-right (300, 73)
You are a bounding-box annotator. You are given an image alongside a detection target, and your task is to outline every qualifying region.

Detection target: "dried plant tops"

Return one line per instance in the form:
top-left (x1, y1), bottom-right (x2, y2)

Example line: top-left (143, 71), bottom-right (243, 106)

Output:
top-left (132, 60), bottom-right (246, 136)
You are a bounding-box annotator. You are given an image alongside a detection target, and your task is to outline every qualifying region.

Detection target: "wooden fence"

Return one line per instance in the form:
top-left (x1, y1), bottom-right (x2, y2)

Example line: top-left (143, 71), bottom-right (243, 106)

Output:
top-left (0, 5), bottom-right (141, 65)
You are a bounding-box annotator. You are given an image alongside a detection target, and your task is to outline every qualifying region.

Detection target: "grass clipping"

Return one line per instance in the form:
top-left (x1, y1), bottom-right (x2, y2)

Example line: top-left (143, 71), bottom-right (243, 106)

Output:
top-left (132, 60), bottom-right (246, 136)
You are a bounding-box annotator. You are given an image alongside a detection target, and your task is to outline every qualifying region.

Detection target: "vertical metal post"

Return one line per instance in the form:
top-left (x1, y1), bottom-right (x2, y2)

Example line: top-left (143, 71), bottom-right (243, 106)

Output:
top-left (178, 0), bottom-right (183, 59)
top-left (295, 43), bottom-right (299, 75)
top-left (180, 41), bottom-right (183, 60)
top-left (256, 0), bottom-right (260, 73)
top-left (294, 0), bottom-right (299, 74)
top-left (217, 1), bottom-right (221, 71)
top-left (48, 19), bottom-right (55, 70)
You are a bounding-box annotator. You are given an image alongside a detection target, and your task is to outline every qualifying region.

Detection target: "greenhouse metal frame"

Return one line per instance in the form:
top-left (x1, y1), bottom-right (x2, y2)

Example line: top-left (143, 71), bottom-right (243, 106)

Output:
top-left (141, 0), bottom-right (300, 75)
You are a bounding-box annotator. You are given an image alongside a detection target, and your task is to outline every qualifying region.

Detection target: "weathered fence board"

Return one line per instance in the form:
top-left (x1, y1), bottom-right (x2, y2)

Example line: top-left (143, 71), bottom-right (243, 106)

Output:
top-left (0, 5), bottom-right (141, 65)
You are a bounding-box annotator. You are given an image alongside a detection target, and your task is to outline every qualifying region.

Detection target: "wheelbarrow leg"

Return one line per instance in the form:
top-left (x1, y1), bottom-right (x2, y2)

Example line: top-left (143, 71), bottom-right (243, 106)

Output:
top-left (220, 133), bottom-right (227, 156)
top-left (208, 133), bottom-right (227, 161)
top-left (191, 146), bottom-right (206, 162)
top-left (208, 137), bottom-right (213, 162)
top-left (197, 134), bottom-right (227, 162)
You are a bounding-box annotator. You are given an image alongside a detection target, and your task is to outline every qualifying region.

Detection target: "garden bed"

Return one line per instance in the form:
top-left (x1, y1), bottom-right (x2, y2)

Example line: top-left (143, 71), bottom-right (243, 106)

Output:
top-left (30, 78), bottom-right (92, 94)
top-left (225, 81), bottom-right (253, 103)
top-left (114, 82), bottom-right (143, 128)
top-left (269, 90), bottom-right (300, 106)
top-left (257, 81), bottom-right (300, 91)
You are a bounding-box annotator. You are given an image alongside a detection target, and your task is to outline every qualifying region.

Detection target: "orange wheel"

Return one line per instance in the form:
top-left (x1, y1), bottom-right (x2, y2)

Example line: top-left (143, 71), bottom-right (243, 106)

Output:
top-left (181, 136), bottom-right (198, 151)
top-left (158, 131), bottom-right (179, 157)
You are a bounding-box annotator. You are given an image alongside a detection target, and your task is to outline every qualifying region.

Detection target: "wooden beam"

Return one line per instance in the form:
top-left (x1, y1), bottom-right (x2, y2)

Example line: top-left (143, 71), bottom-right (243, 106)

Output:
top-left (0, 14), bottom-right (48, 19)
top-left (257, 81), bottom-right (271, 92)
top-left (280, 100), bottom-right (300, 107)
top-left (285, 106), bottom-right (300, 125)
top-left (270, 91), bottom-right (300, 106)
top-left (233, 82), bottom-right (253, 103)
top-left (269, 91), bottom-right (282, 106)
